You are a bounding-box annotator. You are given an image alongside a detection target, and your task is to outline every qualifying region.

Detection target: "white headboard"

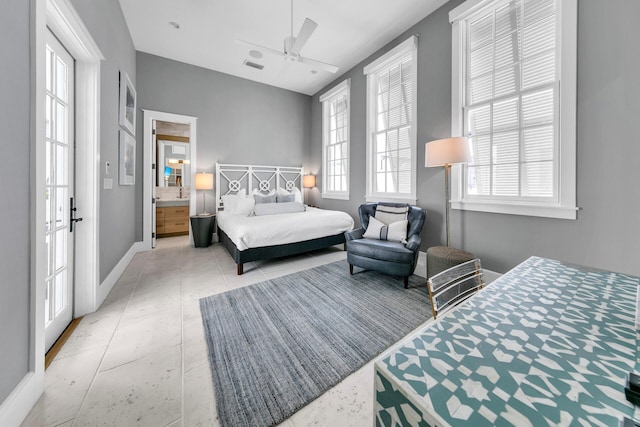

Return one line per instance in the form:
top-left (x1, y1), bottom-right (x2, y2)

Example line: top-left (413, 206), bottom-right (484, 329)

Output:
top-left (215, 163), bottom-right (304, 211)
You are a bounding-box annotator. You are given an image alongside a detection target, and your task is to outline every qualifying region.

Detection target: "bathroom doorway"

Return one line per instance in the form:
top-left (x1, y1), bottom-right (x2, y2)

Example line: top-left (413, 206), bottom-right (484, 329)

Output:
top-left (142, 110), bottom-right (198, 250)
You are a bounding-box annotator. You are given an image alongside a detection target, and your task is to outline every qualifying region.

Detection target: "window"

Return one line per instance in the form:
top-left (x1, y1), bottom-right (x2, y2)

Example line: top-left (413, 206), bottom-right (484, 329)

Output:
top-left (450, 0), bottom-right (577, 219)
top-left (364, 36), bottom-right (418, 204)
top-left (320, 79), bottom-right (350, 200)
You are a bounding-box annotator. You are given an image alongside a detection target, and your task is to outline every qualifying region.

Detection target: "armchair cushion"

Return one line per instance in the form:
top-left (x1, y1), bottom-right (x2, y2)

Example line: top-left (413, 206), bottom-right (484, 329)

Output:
top-left (346, 238), bottom-right (415, 264)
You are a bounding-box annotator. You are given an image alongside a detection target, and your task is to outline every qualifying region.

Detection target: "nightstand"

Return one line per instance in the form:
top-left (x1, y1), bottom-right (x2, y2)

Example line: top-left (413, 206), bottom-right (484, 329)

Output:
top-left (190, 214), bottom-right (216, 248)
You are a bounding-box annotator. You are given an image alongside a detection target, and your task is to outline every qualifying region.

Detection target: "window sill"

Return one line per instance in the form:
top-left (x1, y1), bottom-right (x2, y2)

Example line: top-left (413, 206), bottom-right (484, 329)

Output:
top-left (322, 193), bottom-right (349, 201)
top-left (365, 195), bottom-right (417, 205)
top-left (451, 199), bottom-right (578, 220)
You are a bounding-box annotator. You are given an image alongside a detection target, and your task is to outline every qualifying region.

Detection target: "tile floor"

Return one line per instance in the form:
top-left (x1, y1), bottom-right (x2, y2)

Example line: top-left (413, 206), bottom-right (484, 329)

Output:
top-left (22, 236), bottom-right (428, 427)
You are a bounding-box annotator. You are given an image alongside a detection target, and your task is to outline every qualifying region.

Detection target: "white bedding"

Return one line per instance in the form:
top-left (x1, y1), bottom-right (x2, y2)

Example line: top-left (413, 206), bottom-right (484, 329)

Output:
top-left (216, 207), bottom-right (354, 251)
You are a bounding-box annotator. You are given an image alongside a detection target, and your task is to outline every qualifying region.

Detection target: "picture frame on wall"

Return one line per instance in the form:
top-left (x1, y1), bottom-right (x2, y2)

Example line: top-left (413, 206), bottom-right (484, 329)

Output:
top-left (119, 130), bottom-right (136, 185)
top-left (119, 71), bottom-right (136, 135)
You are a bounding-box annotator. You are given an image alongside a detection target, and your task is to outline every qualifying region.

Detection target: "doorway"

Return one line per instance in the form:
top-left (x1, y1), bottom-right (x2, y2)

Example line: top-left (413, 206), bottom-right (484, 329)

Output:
top-left (44, 30), bottom-right (76, 351)
top-left (142, 111), bottom-right (198, 250)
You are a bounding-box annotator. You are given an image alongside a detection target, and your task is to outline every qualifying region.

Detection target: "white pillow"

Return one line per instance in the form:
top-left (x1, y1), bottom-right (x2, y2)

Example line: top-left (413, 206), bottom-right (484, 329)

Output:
top-left (276, 187), bottom-right (302, 203)
top-left (221, 194), bottom-right (255, 216)
top-left (363, 216), bottom-right (408, 243)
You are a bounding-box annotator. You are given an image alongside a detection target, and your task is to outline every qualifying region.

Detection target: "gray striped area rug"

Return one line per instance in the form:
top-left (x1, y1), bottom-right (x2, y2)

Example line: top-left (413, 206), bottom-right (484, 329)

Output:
top-left (199, 259), bottom-right (430, 427)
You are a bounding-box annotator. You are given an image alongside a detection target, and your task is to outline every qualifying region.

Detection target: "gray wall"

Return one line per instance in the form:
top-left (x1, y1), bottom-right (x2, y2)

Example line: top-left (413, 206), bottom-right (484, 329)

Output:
top-left (309, 0), bottom-right (640, 276)
top-left (136, 52), bottom-right (311, 219)
top-left (0, 0), bottom-right (30, 404)
top-left (69, 0), bottom-right (138, 281)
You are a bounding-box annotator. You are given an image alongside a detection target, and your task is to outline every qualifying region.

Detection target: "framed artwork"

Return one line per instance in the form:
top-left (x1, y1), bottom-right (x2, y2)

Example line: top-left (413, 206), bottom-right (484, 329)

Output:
top-left (119, 71), bottom-right (137, 135)
top-left (119, 130), bottom-right (136, 185)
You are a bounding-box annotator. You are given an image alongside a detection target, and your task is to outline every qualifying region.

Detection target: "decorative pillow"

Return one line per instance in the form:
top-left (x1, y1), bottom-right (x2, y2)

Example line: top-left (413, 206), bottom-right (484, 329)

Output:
top-left (363, 216), bottom-right (408, 243)
top-left (221, 194), bottom-right (255, 216)
top-left (252, 189), bottom-right (276, 204)
top-left (253, 202), bottom-right (306, 216)
top-left (374, 205), bottom-right (409, 225)
top-left (276, 187), bottom-right (302, 203)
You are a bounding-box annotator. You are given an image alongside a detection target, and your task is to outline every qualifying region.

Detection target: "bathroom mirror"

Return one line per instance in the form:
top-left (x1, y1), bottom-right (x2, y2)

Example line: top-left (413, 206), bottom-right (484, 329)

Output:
top-left (157, 140), bottom-right (190, 187)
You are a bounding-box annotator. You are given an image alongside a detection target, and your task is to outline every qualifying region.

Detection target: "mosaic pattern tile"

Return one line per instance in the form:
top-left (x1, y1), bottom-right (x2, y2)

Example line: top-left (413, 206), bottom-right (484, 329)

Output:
top-left (375, 256), bottom-right (640, 426)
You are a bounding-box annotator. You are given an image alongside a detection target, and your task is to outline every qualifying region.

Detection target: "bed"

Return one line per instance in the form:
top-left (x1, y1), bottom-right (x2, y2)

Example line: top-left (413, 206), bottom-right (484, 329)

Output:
top-left (215, 163), bottom-right (354, 274)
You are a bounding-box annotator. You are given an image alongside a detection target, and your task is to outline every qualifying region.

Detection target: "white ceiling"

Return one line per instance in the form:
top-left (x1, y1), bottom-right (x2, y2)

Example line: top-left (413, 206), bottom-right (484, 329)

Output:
top-left (118, 0), bottom-right (449, 96)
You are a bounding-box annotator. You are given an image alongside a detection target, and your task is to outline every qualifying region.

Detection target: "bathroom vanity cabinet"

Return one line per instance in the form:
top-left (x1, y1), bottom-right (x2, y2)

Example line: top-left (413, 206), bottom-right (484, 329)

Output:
top-left (156, 206), bottom-right (189, 236)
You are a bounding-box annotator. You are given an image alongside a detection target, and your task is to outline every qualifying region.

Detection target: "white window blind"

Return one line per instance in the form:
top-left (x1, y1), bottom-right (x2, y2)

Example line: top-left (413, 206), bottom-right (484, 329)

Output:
top-left (450, 0), bottom-right (577, 219)
top-left (364, 36), bottom-right (418, 203)
top-left (320, 80), bottom-right (350, 199)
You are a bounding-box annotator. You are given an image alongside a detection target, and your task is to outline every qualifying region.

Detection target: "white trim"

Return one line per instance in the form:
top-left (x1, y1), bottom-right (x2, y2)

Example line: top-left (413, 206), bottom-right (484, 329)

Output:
top-left (142, 110), bottom-right (198, 250)
top-left (320, 78), bottom-right (350, 201)
top-left (449, 0), bottom-right (494, 22)
top-left (0, 373), bottom-right (38, 427)
top-left (450, 0), bottom-right (577, 220)
top-left (363, 35), bottom-right (418, 75)
top-left (365, 36), bottom-right (418, 203)
top-left (319, 79), bottom-right (350, 102)
top-left (451, 199), bottom-right (578, 219)
top-left (97, 242), bottom-right (145, 306)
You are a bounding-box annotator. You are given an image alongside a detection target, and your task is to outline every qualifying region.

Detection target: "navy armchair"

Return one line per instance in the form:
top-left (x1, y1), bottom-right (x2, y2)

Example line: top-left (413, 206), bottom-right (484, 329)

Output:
top-left (345, 203), bottom-right (426, 288)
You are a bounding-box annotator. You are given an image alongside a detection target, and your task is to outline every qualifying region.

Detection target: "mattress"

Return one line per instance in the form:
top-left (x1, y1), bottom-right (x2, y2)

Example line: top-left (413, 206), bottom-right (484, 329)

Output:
top-left (216, 207), bottom-right (354, 251)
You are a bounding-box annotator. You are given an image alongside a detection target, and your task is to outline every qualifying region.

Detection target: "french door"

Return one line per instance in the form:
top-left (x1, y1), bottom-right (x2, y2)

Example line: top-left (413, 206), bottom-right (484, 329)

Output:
top-left (45, 30), bottom-right (76, 351)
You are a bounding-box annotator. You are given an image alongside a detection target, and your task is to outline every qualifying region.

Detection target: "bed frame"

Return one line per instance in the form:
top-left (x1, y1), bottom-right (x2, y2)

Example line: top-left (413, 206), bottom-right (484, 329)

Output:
top-left (215, 163), bottom-right (346, 275)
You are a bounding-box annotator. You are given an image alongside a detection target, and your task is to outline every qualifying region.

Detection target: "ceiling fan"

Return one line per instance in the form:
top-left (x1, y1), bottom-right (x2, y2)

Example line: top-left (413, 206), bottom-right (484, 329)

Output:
top-left (236, 0), bottom-right (339, 74)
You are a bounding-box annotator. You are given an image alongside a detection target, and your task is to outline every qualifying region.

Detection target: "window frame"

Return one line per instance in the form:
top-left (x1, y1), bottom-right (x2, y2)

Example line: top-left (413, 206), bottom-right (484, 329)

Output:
top-left (449, 0), bottom-right (577, 219)
top-left (320, 79), bottom-right (351, 200)
top-left (364, 35), bottom-right (418, 204)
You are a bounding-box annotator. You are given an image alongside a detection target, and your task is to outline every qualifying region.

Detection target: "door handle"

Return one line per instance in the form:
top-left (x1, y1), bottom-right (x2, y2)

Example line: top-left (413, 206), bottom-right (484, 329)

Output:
top-left (70, 197), bottom-right (83, 233)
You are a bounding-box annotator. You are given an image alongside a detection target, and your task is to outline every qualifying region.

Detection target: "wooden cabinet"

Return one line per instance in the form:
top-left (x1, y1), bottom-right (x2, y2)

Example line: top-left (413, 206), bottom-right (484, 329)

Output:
top-left (156, 206), bottom-right (189, 237)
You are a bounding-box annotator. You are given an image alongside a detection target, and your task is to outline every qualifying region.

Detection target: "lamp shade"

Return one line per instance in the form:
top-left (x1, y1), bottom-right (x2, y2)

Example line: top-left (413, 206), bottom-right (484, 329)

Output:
top-left (303, 174), bottom-right (316, 188)
top-left (425, 137), bottom-right (470, 167)
top-left (195, 172), bottom-right (213, 190)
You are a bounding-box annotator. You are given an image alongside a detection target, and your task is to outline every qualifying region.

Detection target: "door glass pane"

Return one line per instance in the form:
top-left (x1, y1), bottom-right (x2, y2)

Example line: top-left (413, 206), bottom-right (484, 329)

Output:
top-left (45, 187), bottom-right (52, 232)
top-left (54, 270), bottom-right (67, 315)
top-left (55, 229), bottom-right (66, 271)
top-left (56, 144), bottom-right (67, 185)
top-left (55, 187), bottom-right (67, 228)
top-left (46, 48), bottom-right (53, 92)
top-left (56, 101), bottom-right (66, 142)
top-left (46, 96), bottom-right (53, 139)
top-left (56, 58), bottom-right (67, 102)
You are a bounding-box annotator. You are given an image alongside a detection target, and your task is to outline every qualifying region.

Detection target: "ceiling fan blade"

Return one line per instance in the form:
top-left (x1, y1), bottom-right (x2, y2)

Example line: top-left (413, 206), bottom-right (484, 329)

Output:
top-left (290, 18), bottom-right (317, 54)
top-left (236, 39), bottom-right (285, 58)
top-left (299, 56), bottom-right (339, 74)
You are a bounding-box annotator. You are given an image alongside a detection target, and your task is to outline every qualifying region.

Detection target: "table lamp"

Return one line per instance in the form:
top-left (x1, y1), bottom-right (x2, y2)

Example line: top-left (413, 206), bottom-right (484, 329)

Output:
top-left (425, 137), bottom-right (470, 247)
top-left (195, 172), bottom-right (214, 215)
top-left (303, 174), bottom-right (316, 203)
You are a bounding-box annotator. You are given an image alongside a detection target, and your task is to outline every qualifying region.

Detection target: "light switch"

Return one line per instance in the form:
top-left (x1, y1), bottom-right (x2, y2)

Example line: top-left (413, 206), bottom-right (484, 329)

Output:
top-left (105, 161), bottom-right (111, 175)
top-left (104, 178), bottom-right (113, 190)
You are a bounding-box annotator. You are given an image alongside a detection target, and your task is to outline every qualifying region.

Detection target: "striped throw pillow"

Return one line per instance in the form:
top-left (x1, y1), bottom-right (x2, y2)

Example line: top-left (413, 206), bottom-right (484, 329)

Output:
top-left (374, 205), bottom-right (409, 225)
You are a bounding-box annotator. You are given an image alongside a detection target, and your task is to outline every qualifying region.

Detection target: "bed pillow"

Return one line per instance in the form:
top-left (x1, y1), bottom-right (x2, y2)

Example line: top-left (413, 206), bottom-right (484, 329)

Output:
top-left (363, 216), bottom-right (408, 243)
top-left (277, 187), bottom-right (302, 203)
top-left (253, 201), bottom-right (306, 216)
top-left (374, 205), bottom-right (409, 225)
top-left (276, 193), bottom-right (295, 203)
top-left (221, 194), bottom-right (255, 216)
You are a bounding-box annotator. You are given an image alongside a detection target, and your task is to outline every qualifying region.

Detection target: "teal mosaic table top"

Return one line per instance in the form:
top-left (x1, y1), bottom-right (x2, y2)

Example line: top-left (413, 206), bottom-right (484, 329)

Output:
top-left (375, 256), bottom-right (640, 426)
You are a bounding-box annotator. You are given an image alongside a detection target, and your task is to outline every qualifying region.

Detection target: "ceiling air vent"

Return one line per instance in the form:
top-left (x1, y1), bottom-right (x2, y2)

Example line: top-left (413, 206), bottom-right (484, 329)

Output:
top-left (243, 60), bottom-right (264, 70)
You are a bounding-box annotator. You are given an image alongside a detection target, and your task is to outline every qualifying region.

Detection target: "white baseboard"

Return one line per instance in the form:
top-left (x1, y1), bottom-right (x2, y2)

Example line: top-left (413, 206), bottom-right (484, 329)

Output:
top-left (0, 373), bottom-right (39, 427)
top-left (97, 241), bottom-right (146, 307)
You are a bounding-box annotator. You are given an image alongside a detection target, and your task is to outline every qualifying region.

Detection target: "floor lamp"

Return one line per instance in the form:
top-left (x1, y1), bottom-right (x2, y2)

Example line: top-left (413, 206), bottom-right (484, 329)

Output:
top-left (425, 137), bottom-right (470, 247)
top-left (195, 172), bottom-right (214, 215)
